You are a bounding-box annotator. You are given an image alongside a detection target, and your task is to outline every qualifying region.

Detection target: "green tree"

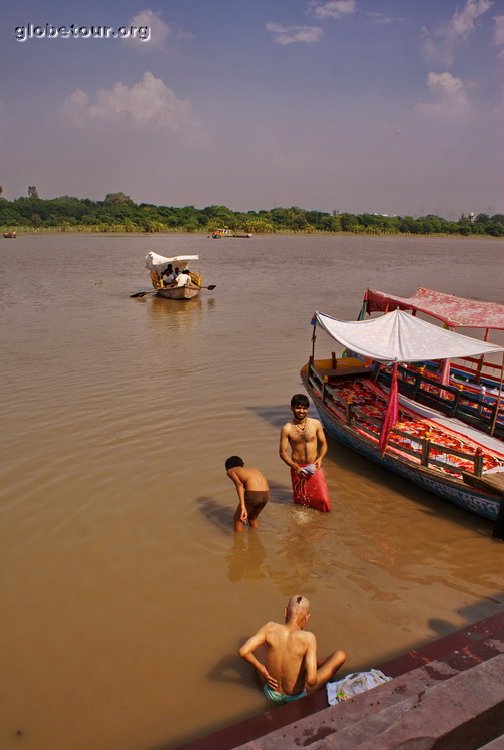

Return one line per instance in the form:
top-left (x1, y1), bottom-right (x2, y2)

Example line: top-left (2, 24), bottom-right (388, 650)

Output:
top-left (246, 218), bottom-right (274, 233)
top-left (104, 192), bottom-right (135, 205)
top-left (201, 204), bottom-right (237, 228)
top-left (398, 216), bottom-right (416, 233)
top-left (339, 213), bottom-right (358, 232)
top-left (486, 222), bottom-right (504, 237)
top-left (142, 219), bottom-right (165, 233)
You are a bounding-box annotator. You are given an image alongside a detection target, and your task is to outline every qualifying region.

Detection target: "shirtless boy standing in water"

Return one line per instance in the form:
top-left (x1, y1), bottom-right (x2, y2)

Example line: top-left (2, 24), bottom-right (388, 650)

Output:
top-left (225, 456), bottom-right (270, 532)
top-left (239, 595), bottom-right (346, 704)
top-left (279, 394), bottom-right (332, 511)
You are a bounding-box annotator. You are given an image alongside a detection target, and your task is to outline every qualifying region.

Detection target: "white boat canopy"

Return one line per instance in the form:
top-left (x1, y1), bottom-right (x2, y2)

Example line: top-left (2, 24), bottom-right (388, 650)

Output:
top-left (315, 309), bottom-right (504, 364)
top-left (145, 251), bottom-right (199, 272)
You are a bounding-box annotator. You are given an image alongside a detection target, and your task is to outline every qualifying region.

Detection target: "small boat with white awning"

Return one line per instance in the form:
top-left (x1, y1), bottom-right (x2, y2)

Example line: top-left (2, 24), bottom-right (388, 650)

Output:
top-left (145, 252), bottom-right (203, 300)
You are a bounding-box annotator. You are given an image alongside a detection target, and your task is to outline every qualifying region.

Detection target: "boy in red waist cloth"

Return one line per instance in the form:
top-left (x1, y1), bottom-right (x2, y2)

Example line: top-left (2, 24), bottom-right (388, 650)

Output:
top-left (279, 394), bottom-right (331, 512)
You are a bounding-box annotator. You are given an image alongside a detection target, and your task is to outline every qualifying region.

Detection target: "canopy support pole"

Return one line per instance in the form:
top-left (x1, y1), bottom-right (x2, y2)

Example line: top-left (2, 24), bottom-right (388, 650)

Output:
top-left (489, 351), bottom-right (504, 437)
top-left (311, 318), bottom-right (317, 360)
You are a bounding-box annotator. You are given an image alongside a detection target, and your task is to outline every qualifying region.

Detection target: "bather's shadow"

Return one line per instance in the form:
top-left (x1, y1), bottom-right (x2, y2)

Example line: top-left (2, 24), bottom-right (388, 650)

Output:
top-left (196, 480), bottom-right (294, 535)
top-left (196, 495), bottom-right (231, 534)
top-left (427, 589), bottom-right (504, 638)
top-left (248, 404), bottom-right (290, 430)
top-left (268, 480), bottom-right (294, 506)
top-left (206, 641), bottom-right (262, 690)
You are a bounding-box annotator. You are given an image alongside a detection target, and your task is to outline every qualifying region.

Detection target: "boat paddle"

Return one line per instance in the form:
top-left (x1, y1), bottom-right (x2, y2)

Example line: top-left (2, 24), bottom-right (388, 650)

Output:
top-left (130, 284), bottom-right (216, 298)
top-left (130, 289), bottom-right (157, 298)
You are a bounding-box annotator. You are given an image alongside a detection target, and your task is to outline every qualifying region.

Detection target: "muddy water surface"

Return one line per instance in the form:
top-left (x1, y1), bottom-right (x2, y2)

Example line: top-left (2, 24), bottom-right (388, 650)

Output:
top-left (1, 233), bottom-right (503, 750)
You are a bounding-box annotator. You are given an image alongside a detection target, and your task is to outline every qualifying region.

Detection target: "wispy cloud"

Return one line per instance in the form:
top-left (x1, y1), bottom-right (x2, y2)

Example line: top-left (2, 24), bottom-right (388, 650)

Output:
top-left (420, 0), bottom-right (493, 68)
top-left (415, 71), bottom-right (471, 119)
top-left (365, 12), bottom-right (405, 25)
top-left (266, 22), bottom-right (323, 44)
top-left (62, 72), bottom-right (194, 129)
top-left (493, 14), bottom-right (504, 55)
top-left (308, 0), bottom-right (357, 20)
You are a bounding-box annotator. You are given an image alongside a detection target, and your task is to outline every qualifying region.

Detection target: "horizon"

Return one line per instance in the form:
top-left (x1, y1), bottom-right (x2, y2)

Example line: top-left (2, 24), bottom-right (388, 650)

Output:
top-left (1, 191), bottom-right (500, 224)
top-left (1, 0), bottom-right (503, 220)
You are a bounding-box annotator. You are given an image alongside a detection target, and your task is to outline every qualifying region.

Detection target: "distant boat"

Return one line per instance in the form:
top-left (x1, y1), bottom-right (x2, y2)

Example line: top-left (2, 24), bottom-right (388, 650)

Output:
top-left (210, 228), bottom-right (252, 238)
top-left (210, 228), bottom-right (232, 239)
top-left (3, 230), bottom-right (16, 238)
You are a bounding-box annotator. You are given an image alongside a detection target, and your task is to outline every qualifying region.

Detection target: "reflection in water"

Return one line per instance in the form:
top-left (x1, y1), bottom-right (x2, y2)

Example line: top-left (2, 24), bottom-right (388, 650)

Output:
top-left (206, 296), bottom-right (217, 311)
top-left (148, 294), bottom-right (203, 328)
top-left (227, 531), bottom-right (268, 583)
top-left (266, 509), bottom-right (331, 597)
top-left (196, 496), bottom-right (269, 582)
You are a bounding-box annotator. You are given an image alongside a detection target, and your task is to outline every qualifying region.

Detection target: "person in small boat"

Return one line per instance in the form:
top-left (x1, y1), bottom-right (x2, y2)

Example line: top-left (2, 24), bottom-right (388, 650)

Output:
top-left (239, 594), bottom-right (346, 705)
top-left (162, 264), bottom-right (174, 285)
top-left (164, 266), bottom-right (184, 287)
top-left (225, 456), bottom-right (270, 532)
top-left (279, 394), bottom-right (331, 512)
top-left (175, 268), bottom-right (192, 287)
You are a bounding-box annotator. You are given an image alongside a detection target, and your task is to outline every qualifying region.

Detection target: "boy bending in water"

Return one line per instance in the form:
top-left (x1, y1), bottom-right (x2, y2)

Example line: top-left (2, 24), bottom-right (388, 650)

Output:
top-left (225, 456), bottom-right (270, 532)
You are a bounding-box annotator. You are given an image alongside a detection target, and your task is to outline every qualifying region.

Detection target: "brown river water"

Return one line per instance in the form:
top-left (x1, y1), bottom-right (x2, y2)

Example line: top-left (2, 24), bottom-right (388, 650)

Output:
top-left (1, 233), bottom-right (503, 750)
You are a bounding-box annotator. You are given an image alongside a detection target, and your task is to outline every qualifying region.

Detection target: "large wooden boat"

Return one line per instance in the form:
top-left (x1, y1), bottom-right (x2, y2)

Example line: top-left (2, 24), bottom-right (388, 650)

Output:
top-left (145, 252), bottom-right (203, 300)
top-left (302, 306), bottom-right (504, 538)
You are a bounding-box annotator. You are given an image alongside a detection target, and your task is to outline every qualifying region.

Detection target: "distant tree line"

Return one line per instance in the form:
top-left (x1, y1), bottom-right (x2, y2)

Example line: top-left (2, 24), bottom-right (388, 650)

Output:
top-left (0, 189), bottom-right (503, 236)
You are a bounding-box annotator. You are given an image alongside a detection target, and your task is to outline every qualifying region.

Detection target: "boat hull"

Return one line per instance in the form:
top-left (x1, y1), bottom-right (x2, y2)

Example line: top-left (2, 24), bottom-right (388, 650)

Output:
top-left (302, 366), bottom-right (502, 523)
top-left (155, 285), bottom-right (201, 300)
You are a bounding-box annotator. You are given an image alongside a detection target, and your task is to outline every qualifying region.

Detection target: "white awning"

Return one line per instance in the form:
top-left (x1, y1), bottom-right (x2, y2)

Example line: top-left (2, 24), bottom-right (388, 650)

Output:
top-left (315, 309), bottom-right (504, 363)
top-left (145, 251), bottom-right (199, 272)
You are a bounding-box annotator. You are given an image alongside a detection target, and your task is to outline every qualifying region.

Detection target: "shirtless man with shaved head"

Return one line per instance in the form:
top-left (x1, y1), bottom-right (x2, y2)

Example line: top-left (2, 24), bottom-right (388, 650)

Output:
top-left (239, 595), bottom-right (346, 704)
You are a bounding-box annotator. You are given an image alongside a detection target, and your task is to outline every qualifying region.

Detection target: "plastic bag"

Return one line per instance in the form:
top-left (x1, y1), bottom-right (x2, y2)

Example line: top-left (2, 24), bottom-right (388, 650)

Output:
top-left (326, 669), bottom-right (392, 705)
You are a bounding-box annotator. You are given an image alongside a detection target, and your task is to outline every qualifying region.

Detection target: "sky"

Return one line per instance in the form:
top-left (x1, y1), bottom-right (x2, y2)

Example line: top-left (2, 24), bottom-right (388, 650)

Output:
top-left (0, 0), bottom-right (503, 218)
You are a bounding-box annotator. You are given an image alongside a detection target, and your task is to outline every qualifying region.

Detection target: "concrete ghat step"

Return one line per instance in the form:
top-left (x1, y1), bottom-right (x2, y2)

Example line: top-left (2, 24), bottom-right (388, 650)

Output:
top-left (234, 654), bottom-right (504, 750)
top-left (478, 737), bottom-right (504, 749)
